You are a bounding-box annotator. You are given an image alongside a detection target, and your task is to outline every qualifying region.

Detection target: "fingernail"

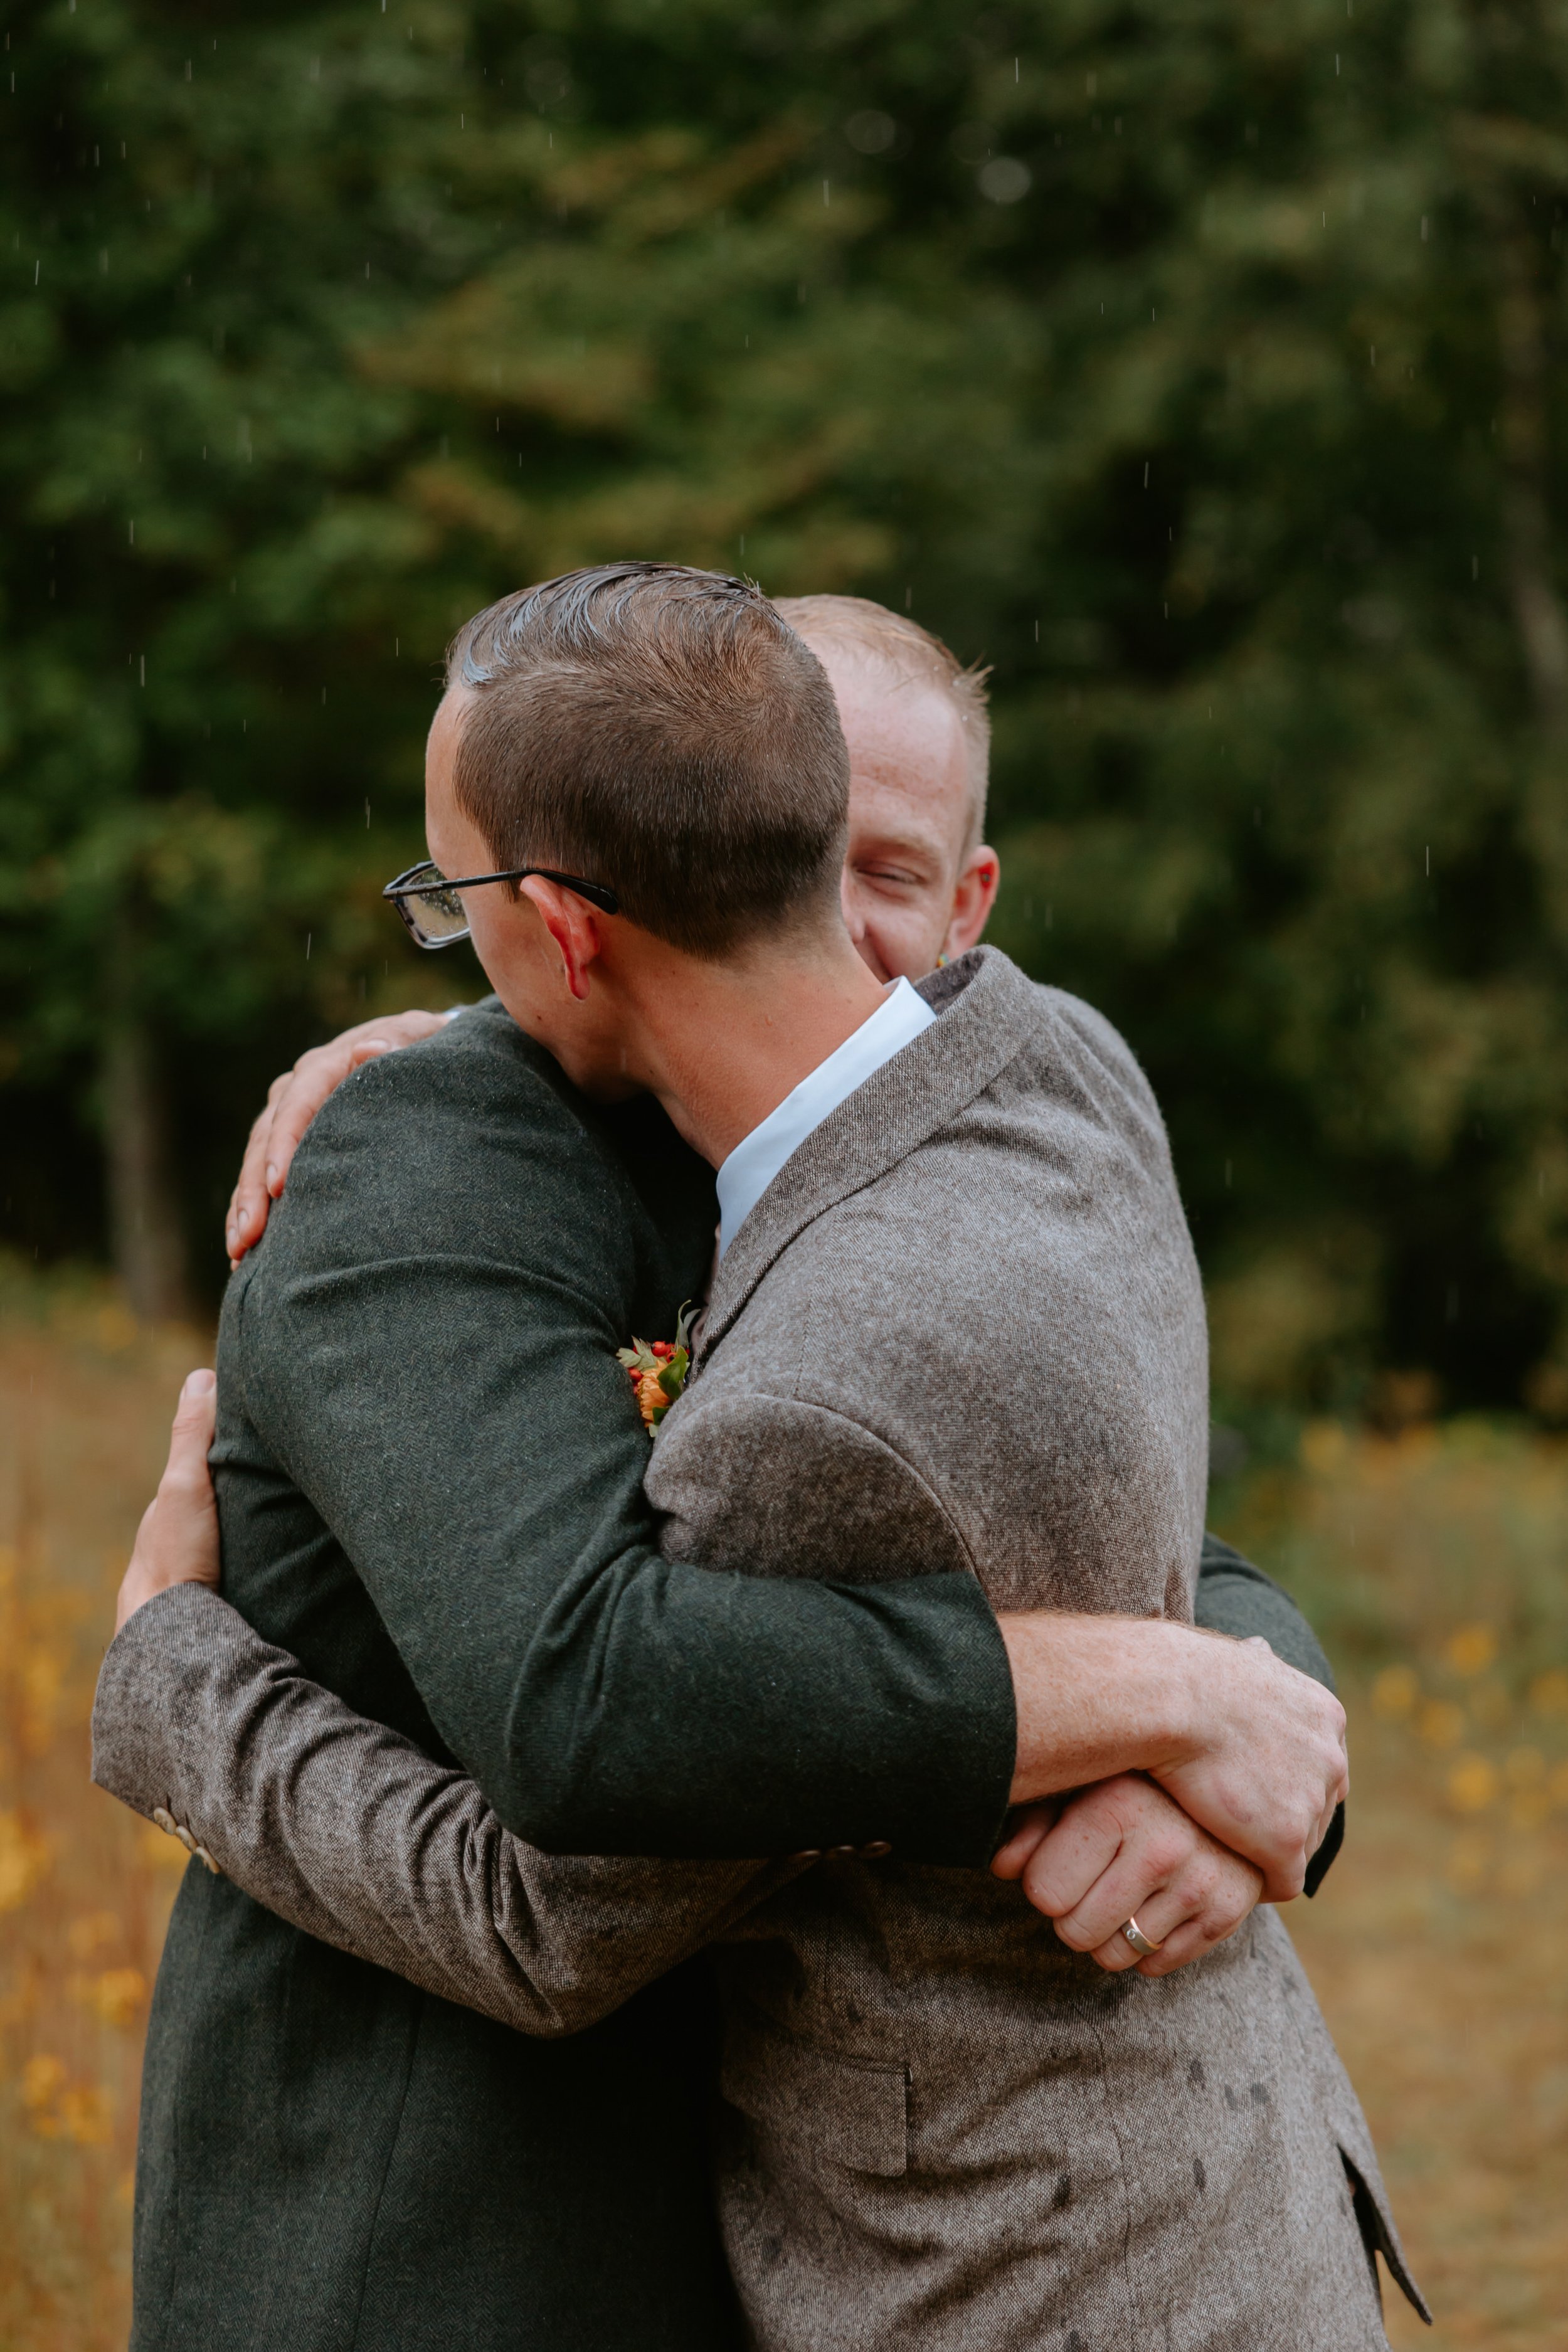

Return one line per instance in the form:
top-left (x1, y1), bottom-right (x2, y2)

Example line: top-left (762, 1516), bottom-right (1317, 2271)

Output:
top-left (183, 1369), bottom-right (216, 1397)
top-left (265, 1164), bottom-right (277, 1188)
top-left (226, 1226), bottom-right (236, 1249)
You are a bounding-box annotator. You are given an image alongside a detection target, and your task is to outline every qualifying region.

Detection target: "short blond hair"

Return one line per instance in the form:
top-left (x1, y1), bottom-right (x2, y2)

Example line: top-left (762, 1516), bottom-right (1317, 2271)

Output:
top-left (773, 595), bottom-right (991, 852)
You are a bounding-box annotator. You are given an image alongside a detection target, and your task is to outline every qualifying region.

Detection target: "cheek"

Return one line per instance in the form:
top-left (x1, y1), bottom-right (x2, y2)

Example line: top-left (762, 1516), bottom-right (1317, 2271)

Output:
top-left (864, 914), bottom-right (932, 984)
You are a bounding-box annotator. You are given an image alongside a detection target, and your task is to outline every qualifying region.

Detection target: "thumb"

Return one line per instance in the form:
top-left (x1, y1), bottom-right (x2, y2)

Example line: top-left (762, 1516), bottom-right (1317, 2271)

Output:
top-left (161, 1369), bottom-right (217, 1497)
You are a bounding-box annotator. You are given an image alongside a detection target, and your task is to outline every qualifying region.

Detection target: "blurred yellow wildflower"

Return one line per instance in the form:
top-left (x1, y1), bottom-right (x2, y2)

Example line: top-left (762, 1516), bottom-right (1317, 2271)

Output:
top-left (1505, 1747), bottom-right (1546, 1788)
top-left (1445, 1624), bottom-right (1498, 1677)
top-left (1419, 1699), bottom-right (1467, 1749)
top-left (72, 1968), bottom-right (147, 2030)
top-left (1549, 1759), bottom-right (1568, 1809)
top-left (19, 2052), bottom-right (115, 2143)
top-left (1372, 1665), bottom-right (1419, 1719)
top-left (1448, 1754), bottom-right (1500, 1813)
top-left (0, 1811), bottom-right (51, 1911)
top-left (20, 2053), bottom-right (66, 2117)
top-left (67, 1910), bottom-right (122, 1961)
top-left (1529, 1668), bottom-right (1568, 1717)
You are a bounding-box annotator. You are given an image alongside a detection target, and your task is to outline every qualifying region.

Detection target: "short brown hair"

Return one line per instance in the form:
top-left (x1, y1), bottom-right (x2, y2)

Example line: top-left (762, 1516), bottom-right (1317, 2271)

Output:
top-left (773, 595), bottom-right (992, 850)
top-left (445, 564), bottom-right (849, 958)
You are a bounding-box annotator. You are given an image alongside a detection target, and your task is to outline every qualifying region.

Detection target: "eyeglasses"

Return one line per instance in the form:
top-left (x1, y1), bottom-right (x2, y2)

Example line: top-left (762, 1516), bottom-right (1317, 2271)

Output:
top-left (382, 860), bottom-right (621, 950)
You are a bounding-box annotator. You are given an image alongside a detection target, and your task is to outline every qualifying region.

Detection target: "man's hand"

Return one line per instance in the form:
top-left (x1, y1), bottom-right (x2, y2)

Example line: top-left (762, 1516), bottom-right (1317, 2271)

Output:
top-left (1000, 1613), bottom-right (1348, 1904)
top-left (115, 1371), bottom-right (222, 1633)
top-left (225, 1009), bottom-right (454, 1264)
top-left (992, 1774), bottom-right (1264, 1977)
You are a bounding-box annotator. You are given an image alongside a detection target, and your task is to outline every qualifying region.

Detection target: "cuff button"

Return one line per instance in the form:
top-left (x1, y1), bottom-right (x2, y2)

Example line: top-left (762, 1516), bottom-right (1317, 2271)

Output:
top-left (152, 1808), bottom-right (176, 1836)
top-left (859, 1840), bottom-right (892, 1859)
top-left (174, 1825), bottom-right (198, 1855)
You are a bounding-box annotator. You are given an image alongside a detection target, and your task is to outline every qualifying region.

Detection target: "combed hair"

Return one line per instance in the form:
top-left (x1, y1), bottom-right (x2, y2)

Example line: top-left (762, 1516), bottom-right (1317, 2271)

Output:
top-left (773, 595), bottom-right (992, 849)
top-left (445, 564), bottom-right (850, 958)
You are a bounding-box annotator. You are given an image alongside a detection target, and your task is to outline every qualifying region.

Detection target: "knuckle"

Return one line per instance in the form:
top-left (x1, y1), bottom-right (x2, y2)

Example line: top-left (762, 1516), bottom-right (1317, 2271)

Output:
top-left (1147, 1830), bottom-right (1190, 1878)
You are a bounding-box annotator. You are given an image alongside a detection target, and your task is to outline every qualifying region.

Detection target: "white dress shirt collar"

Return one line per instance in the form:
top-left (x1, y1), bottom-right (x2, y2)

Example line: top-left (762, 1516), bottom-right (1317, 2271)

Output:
top-left (714, 976), bottom-right (937, 1258)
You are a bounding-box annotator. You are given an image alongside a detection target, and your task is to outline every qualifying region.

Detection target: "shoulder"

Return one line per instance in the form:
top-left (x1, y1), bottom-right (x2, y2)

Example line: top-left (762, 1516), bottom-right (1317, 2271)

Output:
top-left (965, 953), bottom-right (1158, 1113)
top-left (247, 999), bottom-right (649, 1288)
top-left (327, 997), bottom-right (585, 1127)
top-left (953, 954), bottom-right (1170, 1158)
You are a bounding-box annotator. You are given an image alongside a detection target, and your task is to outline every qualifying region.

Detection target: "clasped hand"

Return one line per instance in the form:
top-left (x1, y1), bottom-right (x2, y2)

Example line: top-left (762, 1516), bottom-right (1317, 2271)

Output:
top-left (990, 1779), bottom-right (1264, 1978)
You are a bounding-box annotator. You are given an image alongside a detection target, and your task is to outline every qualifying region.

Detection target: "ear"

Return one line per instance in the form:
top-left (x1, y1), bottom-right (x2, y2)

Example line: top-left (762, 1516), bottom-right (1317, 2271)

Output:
top-left (944, 845), bottom-right (1001, 959)
top-left (519, 875), bottom-right (605, 1002)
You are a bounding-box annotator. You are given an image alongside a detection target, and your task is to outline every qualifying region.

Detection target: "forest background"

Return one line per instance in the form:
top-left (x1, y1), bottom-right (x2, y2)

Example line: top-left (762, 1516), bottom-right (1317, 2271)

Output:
top-left (8, 0), bottom-right (1568, 1424)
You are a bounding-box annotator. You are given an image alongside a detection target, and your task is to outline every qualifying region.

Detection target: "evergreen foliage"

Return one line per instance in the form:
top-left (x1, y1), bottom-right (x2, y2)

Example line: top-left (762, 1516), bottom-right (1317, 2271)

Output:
top-left (4, 0), bottom-right (1568, 1412)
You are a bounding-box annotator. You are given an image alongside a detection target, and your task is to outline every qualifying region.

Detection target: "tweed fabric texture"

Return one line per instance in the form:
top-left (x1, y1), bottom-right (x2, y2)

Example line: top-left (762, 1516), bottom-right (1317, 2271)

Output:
top-left (640, 946), bottom-right (1421, 2344)
top-left (95, 1581), bottom-right (808, 2035)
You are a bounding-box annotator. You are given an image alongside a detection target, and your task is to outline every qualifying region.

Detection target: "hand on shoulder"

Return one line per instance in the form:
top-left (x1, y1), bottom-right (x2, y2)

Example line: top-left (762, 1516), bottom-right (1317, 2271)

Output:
top-left (225, 1009), bottom-right (460, 1265)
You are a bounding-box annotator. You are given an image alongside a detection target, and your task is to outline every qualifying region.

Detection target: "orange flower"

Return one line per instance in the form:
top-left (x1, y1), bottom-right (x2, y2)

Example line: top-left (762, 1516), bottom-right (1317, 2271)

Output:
top-left (616, 1304), bottom-right (697, 1434)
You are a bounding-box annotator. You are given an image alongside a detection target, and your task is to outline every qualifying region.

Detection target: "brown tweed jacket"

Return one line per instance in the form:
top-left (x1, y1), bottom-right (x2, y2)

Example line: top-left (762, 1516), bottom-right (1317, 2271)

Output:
top-left (94, 950), bottom-right (1425, 2348)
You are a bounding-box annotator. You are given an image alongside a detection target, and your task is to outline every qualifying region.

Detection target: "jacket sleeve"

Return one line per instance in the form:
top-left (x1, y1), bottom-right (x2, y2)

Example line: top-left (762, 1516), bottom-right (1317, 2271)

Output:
top-left (226, 1014), bottom-right (1017, 1869)
top-left (92, 1584), bottom-right (806, 2038)
top-left (1195, 1532), bottom-right (1344, 1894)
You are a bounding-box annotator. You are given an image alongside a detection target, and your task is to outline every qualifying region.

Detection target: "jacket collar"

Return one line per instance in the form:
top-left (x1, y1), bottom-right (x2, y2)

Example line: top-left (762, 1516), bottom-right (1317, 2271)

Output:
top-left (691, 948), bottom-right (1036, 1374)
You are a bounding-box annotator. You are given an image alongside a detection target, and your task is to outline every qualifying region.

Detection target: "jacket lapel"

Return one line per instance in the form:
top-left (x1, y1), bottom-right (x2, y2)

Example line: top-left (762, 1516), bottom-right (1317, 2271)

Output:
top-left (691, 949), bottom-right (1036, 1373)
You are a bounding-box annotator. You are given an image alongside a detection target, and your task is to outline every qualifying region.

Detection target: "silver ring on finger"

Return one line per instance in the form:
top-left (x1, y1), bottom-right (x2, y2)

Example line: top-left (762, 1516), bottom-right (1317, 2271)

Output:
top-left (1120, 1914), bottom-right (1163, 1959)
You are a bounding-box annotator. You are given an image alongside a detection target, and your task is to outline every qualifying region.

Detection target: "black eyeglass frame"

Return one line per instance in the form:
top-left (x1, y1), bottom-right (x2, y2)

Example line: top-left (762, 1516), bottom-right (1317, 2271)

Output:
top-left (383, 859), bottom-right (620, 949)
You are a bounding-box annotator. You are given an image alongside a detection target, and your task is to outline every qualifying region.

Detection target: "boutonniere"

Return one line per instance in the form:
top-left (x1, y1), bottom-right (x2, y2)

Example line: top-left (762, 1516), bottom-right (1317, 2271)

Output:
top-left (617, 1302), bottom-right (697, 1433)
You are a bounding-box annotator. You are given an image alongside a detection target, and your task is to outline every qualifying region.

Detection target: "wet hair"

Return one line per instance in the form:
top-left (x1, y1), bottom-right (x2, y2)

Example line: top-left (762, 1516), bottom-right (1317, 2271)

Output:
top-left (773, 595), bottom-right (992, 850)
top-left (445, 563), bottom-right (849, 958)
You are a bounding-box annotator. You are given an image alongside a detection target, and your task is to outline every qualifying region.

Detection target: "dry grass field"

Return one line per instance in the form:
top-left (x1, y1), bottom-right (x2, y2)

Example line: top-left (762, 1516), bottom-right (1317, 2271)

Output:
top-left (1, 1263), bottom-right (1565, 2347)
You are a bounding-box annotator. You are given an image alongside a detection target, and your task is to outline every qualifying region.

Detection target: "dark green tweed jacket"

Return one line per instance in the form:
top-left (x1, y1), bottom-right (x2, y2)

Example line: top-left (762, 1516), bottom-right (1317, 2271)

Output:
top-left (131, 999), bottom-right (1335, 2352)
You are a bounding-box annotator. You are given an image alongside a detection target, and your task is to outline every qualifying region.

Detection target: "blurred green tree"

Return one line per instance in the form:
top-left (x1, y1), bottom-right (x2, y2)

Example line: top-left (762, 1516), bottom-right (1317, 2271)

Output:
top-left (5, 0), bottom-right (1568, 1419)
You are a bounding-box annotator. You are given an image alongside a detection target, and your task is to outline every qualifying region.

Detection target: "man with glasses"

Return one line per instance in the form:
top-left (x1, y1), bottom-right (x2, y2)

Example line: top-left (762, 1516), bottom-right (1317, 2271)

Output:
top-left (97, 571), bottom-right (1361, 2352)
